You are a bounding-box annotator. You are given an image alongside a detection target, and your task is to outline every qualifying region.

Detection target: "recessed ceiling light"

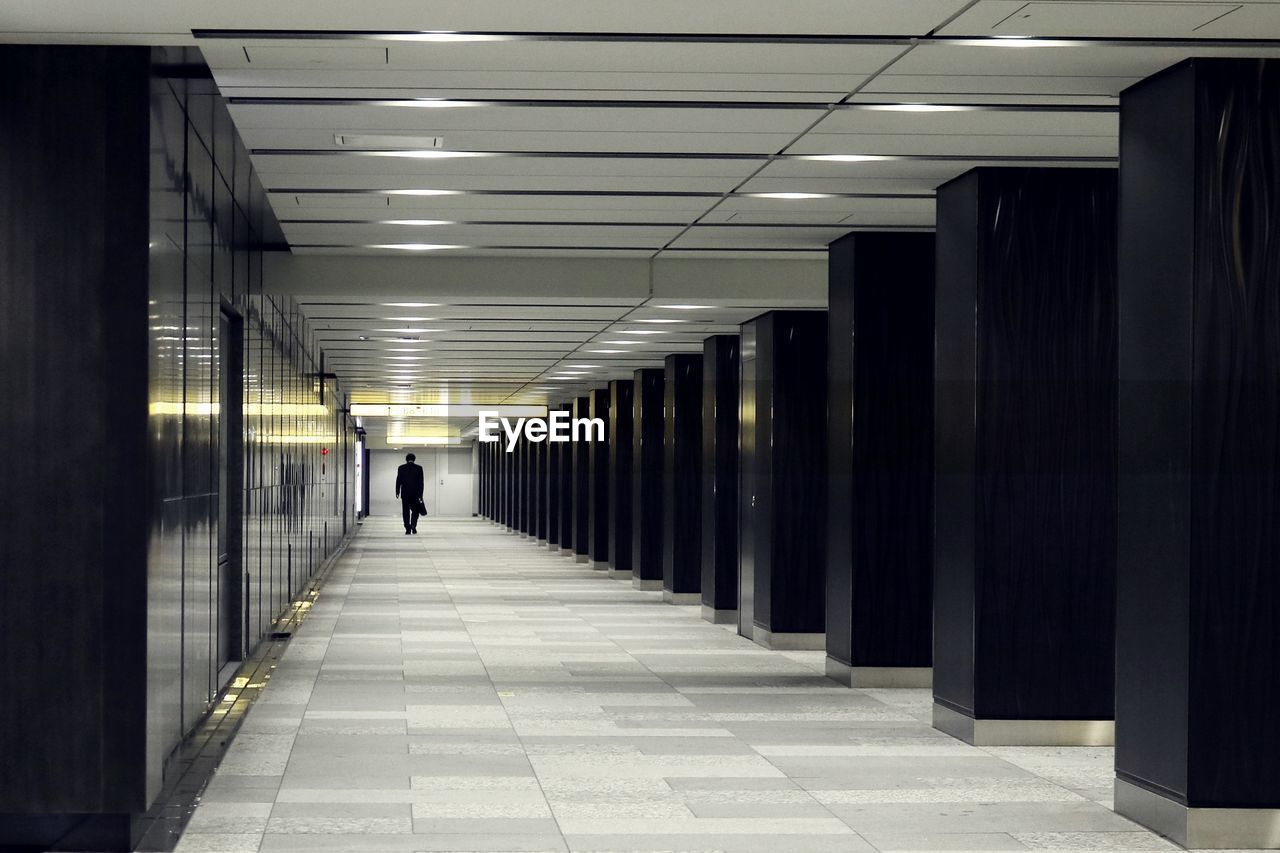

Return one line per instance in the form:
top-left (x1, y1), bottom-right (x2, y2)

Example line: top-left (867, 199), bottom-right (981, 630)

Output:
top-left (384, 317), bottom-right (436, 322)
top-left (800, 155), bottom-right (894, 162)
top-left (588, 350), bottom-right (626, 354)
top-left (618, 330), bottom-right (669, 335)
top-left (862, 103), bottom-right (975, 113)
top-left (745, 192), bottom-right (836, 200)
top-left (635, 318), bottom-right (684, 324)
top-left (368, 244), bottom-right (465, 251)
top-left (381, 220), bottom-right (456, 227)
top-left (358, 335), bottom-right (369, 341)
top-left (384, 190), bottom-right (464, 197)
top-left (603, 340), bottom-right (640, 345)
top-left (374, 98), bottom-right (488, 108)
top-left (376, 328), bottom-right (440, 334)
top-left (382, 303), bottom-right (441, 308)
top-left (360, 150), bottom-right (497, 159)
top-left (967, 36), bottom-right (1079, 47)
top-left (566, 364), bottom-right (601, 369)
top-left (387, 347), bottom-right (428, 352)
top-left (374, 33), bottom-right (516, 43)
top-left (657, 304), bottom-right (713, 310)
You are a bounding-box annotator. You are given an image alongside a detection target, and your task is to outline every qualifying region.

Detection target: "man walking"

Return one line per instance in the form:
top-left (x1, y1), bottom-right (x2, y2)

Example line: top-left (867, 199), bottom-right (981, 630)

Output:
top-left (395, 453), bottom-right (425, 535)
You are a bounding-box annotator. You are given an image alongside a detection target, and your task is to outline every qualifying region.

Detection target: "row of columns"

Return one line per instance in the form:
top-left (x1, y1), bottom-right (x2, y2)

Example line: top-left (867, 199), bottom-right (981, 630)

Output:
top-left (478, 58), bottom-right (1280, 850)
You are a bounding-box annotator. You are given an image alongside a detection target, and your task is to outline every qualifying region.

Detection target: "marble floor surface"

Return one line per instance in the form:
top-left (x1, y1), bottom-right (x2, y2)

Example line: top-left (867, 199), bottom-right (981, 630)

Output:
top-left (174, 517), bottom-right (1222, 853)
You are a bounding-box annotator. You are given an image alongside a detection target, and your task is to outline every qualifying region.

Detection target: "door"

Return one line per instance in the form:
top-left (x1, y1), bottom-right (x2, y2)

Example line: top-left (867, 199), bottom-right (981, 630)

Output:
top-left (738, 325), bottom-right (757, 638)
top-left (216, 306), bottom-right (245, 676)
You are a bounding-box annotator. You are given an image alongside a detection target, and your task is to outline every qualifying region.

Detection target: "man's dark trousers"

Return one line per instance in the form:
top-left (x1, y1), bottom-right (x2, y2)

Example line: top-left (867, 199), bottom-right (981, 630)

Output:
top-left (402, 498), bottom-right (420, 533)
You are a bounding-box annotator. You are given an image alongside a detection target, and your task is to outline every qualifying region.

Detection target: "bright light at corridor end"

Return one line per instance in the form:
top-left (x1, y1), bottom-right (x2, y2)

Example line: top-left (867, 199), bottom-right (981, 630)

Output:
top-left (350, 404), bottom-right (547, 418)
top-left (367, 243), bottom-right (466, 251)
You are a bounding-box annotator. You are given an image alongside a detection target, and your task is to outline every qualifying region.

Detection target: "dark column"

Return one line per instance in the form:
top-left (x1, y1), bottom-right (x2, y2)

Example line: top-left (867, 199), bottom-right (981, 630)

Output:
top-left (738, 311), bottom-right (828, 649)
top-left (933, 167), bottom-right (1118, 747)
top-left (503, 434), bottom-right (514, 530)
top-left (826, 233), bottom-right (935, 688)
top-left (557, 402), bottom-right (575, 554)
top-left (586, 388), bottom-right (611, 569)
top-left (534, 437), bottom-right (547, 542)
top-left (0, 45), bottom-right (151, 849)
top-left (514, 437), bottom-right (526, 535)
top-left (700, 335), bottom-right (739, 623)
top-left (631, 368), bottom-right (665, 590)
top-left (546, 405), bottom-right (564, 548)
top-left (663, 353), bottom-right (703, 603)
top-left (608, 380), bottom-right (635, 578)
top-left (523, 434), bottom-right (535, 536)
top-left (572, 395), bottom-right (591, 560)
top-left (1115, 58), bottom-right (1280, 849)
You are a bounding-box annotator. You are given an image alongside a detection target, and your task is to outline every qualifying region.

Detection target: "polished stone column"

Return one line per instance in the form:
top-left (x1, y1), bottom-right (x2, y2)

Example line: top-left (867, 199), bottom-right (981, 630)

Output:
top-left (826, 232), bottom-right (935, 688)
top-left (608, 379), bottom-right (634, 578)
top-left (534, 437), bottom-right (548, 542)
top-left (1115, 58), bottom-right (1280, 849)
top-left (587, 388), bottom-right (611, 569)
top-left (557, 402), bottom-right (575, 554)
top-left (571, 394), bottom-right (591, 560)
top-left (663, 353), bottom-right (703, 604)
top-left (701, 335), bottom-right (739, 624)
top-left (545, 406), bottom-right (563, 548)
top-left (739, 311), bottom-right (828, 650)
top-left (934, 167), bottom-right (1118, 747)
top-left (631, 368), bottom-right (665, 590)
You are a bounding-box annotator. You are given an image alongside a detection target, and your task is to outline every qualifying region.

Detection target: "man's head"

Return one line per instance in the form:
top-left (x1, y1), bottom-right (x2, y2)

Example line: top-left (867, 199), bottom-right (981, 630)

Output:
top-left (406, 453), bottom-right (416, 462)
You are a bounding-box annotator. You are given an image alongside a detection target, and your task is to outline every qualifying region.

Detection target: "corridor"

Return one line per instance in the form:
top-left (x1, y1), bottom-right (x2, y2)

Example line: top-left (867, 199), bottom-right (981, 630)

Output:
top-left (177, 518), bottom-right (1171, 853)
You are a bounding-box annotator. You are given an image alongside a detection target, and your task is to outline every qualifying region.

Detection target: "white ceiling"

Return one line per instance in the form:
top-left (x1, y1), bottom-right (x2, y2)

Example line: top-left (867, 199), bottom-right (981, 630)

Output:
top-left (7, 0), bottom-right (1280, 420)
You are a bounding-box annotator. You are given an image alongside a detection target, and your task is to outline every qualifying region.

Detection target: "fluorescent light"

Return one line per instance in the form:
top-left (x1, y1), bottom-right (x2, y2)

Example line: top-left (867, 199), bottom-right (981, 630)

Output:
top-left (360, 150), bottom-right (496, 159)
top-left (952, 37), bottom-right (1079, 47)
top-left (861, 103), bottom-right (975, 113)
top-left (374, 32), bottom-right (517, 43)
top-left (367, 244), bottom-right (465, 251)
top-left (603, 340), bottom-right (640, 345)
top-left (657, 304), bottom-right (713, 310)
top-left (635, 318), bottom-right (684, 324)
top-left (375, 328), bottom-right (440, 333)
top-left (374, 99), bottom-right (487, 108)
top-left (384, 317), bottom-right (436, 321)
top-left (384, 189), bottom-right (464, 197)
top-left (382, 220), bottom-right (455, 226)
top-left (800, 154), bottom-right (894, 162)
top-left (588, 350), bottom-right (627, 354)
top-left (566, 364), bottom-right (601, 369)
top-left (745, 192), bottom-right (835, 200)
top-left (382, 302), bottom-right (440, 307)
top-left (618, 330), bottom-right (669, 335)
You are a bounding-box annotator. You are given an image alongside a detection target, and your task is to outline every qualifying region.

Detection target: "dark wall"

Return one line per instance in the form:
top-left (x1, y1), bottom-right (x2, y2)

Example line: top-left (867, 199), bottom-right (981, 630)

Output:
top-left (701, 336), bottom-right (740, 612)
top-left (663, 354), bottom-right (703, 595)
top-left (934, 167), bottom-right (1117, 722)
top-left (1118, 58), bottom-right (1280, 809)
top-left (826, 233), bottom-right (935, 669)
top-left (632, 369), bottom-right (666, 582)
top-left (608, 380), bottom-right (635, 572)
top-left (0, 46), bottom-right (350, 842)
top-left (740, 312), bottom-right (828, 636)
top-left (588, 388), bottom-right (611, 563)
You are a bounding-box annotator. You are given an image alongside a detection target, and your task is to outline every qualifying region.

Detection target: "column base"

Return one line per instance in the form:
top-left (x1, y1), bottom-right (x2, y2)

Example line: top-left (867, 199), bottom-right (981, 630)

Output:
top-left (607, 568), bottom-right (632, 580)
top-left (574, 553), bottom-right (590, 563)
top-left (1114, 778), bottom-right (1280, 849)
top-left (632, 577), bottom-right (663, 591)
top-left (825, 658), bottom-right (933, 688)
top-left (702, 605), bottom-right (738, 625)
top-left (537, 537), bottom-right (547, 545)
top-left (591, 560), bottom-right (609, 571)
top-left (663, 591), bottom-right (701, 605)
top-left (546, 541), bottom-right (560, 550)
top-left (932, 703), bottom-right (1114, 746)
top-left (752, 627), bottom-right (825, 650)
top-left (559, 547), bottom-right (575, 556)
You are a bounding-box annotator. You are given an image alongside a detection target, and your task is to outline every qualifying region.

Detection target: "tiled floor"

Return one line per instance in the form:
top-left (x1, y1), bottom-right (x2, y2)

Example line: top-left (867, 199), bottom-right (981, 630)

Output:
top-left (176, 517), bottom-right (1191, 853)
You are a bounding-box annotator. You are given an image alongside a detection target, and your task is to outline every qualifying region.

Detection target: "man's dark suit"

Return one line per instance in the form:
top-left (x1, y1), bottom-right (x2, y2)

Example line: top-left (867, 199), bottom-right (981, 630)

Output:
top-left (395, 461), bottom-right (425, 533)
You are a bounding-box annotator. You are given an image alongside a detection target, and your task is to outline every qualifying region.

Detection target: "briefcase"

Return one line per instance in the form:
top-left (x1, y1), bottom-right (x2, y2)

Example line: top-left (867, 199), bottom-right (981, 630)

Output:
top-left (415, 497), bottom-right (428, 516)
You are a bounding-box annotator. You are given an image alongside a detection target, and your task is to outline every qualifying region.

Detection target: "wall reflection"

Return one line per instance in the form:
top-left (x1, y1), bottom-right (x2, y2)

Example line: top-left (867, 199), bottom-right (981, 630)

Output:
top-left (145, 48), bottom-right (353, 802)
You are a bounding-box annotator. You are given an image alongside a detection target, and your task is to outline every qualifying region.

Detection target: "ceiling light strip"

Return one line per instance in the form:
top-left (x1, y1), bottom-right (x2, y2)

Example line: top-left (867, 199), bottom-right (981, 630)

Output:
top-left (194, 29), bottom-right (1280, 49)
